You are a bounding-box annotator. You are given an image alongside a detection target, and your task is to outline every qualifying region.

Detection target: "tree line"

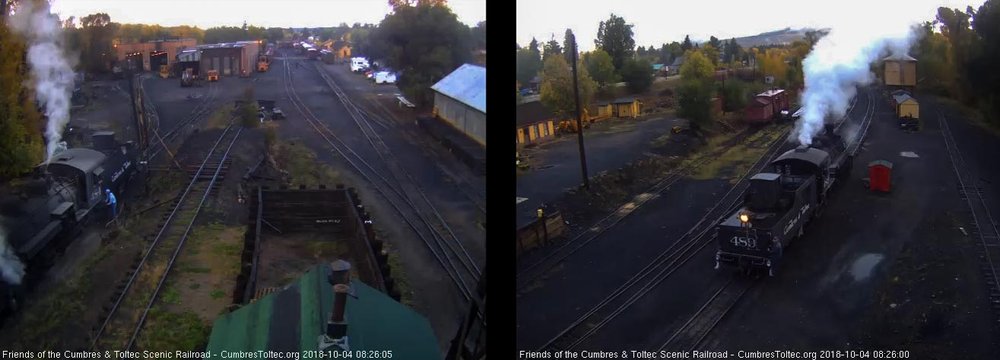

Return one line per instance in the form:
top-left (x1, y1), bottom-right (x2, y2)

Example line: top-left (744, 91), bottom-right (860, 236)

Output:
top-left (0, 0), bottom-right (483, 177)
top-left (913, 2), bottom-right (1000, 123)
top-left (1, 0), bottom-right (45, 179)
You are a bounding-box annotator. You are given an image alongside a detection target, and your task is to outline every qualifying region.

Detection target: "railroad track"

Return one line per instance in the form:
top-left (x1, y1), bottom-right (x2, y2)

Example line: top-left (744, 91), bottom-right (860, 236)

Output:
top-left (91, 123), bottom-right (242, 350)
top-left (650, 88), bottom-right (876, 353)
top-left (148, 81), bottom-right (219, 162)
top-left (658, 279), bottom-right (753, 351)
top-left (938, 109), bottom-right (1000, 323)
top-left (361, 92), bottom-right (487, 215)
top-left (280, 58), bottom-right (481, 304)
top-left (536, 89), bottom-right (875, 352)
top-left (536, 125), bottom-right (790, 352)
top-left (518, 91), bottom-right (863, 291)
top-left (311, 64), bottom-right (482, 286)
top-left (515, 125), bottom-right (784, 290)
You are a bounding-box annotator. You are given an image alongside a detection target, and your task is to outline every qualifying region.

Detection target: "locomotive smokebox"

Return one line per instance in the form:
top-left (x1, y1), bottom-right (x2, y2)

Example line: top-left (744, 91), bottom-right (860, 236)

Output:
top-left (92, 131), bottom-right (117, 151)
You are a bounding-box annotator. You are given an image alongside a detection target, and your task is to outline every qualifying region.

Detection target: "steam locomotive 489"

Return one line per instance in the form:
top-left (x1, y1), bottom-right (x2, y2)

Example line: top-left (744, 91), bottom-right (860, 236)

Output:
top-left (0, 131), bottom-right (137, 315)
top-left (714, 125), bottom-right (853, 276)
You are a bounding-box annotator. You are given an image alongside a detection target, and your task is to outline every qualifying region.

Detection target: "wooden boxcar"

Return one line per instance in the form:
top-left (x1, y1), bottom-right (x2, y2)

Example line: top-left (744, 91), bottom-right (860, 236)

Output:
top-left (744, 89), bottom-right (789, 124)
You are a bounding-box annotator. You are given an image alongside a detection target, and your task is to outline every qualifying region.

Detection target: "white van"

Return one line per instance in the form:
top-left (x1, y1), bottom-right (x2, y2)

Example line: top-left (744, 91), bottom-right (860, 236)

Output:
top-left (374, 71), bottom-right (397, 84)
top-left (350, 57), bottom-right (369, 72)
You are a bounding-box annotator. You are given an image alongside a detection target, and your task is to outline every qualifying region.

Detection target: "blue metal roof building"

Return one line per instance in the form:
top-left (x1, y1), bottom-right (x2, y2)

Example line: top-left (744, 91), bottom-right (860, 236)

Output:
top-left (431, 64), bottom-right (486, 146)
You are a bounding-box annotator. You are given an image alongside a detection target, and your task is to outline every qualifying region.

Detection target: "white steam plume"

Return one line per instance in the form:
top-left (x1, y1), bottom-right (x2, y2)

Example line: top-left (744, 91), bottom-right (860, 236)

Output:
top-left (0, 227), bottom-right (26, 285)
top-left (794, 22), bottom-right (918, 145)
top-left (8, 1), bottom-right (77, 163)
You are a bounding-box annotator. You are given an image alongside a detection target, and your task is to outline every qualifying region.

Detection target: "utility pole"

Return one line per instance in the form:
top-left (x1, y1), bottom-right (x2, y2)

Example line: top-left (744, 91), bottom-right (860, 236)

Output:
top-left (569, 32), bottom-right (589, 189)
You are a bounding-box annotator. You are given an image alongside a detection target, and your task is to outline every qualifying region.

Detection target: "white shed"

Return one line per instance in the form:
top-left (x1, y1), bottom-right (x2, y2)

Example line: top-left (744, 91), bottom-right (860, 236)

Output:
top-left (431, 64), bottom-right (486, 146)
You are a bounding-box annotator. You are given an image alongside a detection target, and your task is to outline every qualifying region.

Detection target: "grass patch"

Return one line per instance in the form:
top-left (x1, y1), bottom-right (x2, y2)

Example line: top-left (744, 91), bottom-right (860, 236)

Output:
top-left (272, 139), bottom-right (340, 186)
top-left (188, 283), bottom-right (201, 290)
top-left (386, 249), bottom-right (413, 307)
top-left (138, 309), bottom-right (210, 352)
top-left (205, 106), bottom-right (233, 130)
top-left (305, 240), bottom-right (345, 259)
top-left (212, 242), bottom-right (242, 258)
top-left (210, 289), bottom-right (226, 299)
top-left (162, 285), bottom-right (181, 305)
top-left (689, 126), bottom-right (786, 181)
top-left (147, 172), bottom-right (184, 201)
top-left (929, 95), bottom-right (1000, 137)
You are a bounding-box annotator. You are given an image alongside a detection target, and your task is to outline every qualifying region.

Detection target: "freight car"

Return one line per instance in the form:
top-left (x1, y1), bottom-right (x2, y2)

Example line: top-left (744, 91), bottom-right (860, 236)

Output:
top-left (714, 124), bottom-right (853, 275)
top-left (0, 132), bottom-right (138, 315)
top-left (744, 89), bottom-right (791, 124)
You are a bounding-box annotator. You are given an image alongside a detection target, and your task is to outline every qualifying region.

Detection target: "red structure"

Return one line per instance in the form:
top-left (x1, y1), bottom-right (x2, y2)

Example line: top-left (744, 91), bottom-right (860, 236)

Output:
top-left (743, 89), bottom-right (790, 124)
top-left (867, 160), bottom-right (893, 192)
top-left (744, 97), bottom-right (774, 123)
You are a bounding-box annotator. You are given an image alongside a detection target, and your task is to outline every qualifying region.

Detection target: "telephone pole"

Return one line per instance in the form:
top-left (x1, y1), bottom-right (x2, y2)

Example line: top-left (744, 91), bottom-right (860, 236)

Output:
top-left (569, 32), bottom-right (589, 189)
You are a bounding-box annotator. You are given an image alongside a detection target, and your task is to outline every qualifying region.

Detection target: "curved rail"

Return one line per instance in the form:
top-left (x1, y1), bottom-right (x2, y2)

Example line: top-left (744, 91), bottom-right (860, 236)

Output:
top-left (148, 82), bottom-right (219, 161)
top-left (313, 63), bottom-right (481, 280)
top-left (280, 58), bottom-right (479, 303)
top-left (537, 125), bottom-right (790, 352)
top-left (536, 88), bottom-right (875, 352)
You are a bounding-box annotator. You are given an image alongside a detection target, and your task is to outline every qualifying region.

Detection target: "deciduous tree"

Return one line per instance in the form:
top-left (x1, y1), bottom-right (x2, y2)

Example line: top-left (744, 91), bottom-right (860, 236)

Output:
top-left (369, 1), bottom-right (472, 106)
top-left (680, 50), bottom-right (714, 82)
top-left (677, 50), bottom-right (716, 130)
top-left (620, 58), bottom-right (653, 94)
top-left (0, 7), bottom-right (44, 178)
top-left (539, 55), bottom-right (597, 120)
top-left (582, 49), bottom-right (618, 88)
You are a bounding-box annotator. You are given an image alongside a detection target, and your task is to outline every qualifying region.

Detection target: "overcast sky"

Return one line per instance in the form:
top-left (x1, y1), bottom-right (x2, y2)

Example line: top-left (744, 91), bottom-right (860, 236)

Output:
top-left (517, 0), bottom-right (987, 52)
top-left (50, 0), bottom-right (486, 28)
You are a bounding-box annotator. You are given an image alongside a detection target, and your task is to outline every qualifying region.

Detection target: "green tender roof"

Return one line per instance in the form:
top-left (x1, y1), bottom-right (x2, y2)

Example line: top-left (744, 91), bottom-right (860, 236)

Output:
top-left (206, 264), bottom-right (442, 359)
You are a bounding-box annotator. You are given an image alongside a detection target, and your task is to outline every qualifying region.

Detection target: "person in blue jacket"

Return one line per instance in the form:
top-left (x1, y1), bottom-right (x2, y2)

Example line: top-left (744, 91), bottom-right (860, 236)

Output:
top-left (105, 188), bottom-right (117, 220)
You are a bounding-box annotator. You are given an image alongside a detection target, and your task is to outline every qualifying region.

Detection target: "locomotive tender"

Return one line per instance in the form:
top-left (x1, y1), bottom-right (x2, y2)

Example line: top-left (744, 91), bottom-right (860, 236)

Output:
top-left (0, 131), bottom-right (137, 314)
top-left (715, 125), bottom-right (853, 276)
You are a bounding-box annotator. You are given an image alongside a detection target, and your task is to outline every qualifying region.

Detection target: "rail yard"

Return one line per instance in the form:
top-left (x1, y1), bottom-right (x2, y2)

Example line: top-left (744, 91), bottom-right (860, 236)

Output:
top-left (517, 1), bottom-right (1000, 357)
top-left (0, 1), bottom-right (485, 357)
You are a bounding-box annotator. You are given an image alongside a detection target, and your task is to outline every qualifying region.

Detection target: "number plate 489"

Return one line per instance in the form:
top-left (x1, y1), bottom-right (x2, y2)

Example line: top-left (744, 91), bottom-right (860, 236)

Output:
top-left (730, 236), bottom-right (756, 248)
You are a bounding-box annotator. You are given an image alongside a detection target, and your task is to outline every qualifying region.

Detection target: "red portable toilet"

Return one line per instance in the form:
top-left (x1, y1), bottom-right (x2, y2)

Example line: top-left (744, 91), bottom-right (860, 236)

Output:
top-left (868, 160), bottom-right (893, 192)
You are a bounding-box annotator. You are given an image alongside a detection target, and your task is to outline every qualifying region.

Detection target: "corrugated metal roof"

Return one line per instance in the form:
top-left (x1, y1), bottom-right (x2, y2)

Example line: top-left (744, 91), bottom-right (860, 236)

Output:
top-left (883, 53), bottom-right (917, 61)
top-left (206, 264), bottom-right (441, 358)
top-left (198, 42), bottom-right (246, 50)
top-left (432, 64), bottom-right (486, 114)
top-left (893, 94), bottom-right (916, 104)
top-left (757, 89), bottom-right (785, 97)
top-left (749, 97), bottom-right (771, 107)
top-left (612, 97), bottom-right (637, 104)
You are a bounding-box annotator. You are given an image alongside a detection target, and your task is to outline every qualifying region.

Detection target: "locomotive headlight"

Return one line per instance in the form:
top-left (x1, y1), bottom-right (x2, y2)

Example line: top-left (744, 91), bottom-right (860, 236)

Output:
top-left (739, 213), bottom-right (750, 223)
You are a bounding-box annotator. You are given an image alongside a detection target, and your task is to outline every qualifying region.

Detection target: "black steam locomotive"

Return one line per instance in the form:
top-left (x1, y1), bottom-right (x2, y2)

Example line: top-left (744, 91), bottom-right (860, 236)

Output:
top-left (0, 131), bottom-right (137, 314)
top-left (714, 125), bottom-right (853, 276)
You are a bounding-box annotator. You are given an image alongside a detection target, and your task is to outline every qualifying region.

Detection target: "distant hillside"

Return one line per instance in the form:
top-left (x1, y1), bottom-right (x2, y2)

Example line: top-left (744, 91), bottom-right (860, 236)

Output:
top-left (728, 27), bottom-right (830, 48)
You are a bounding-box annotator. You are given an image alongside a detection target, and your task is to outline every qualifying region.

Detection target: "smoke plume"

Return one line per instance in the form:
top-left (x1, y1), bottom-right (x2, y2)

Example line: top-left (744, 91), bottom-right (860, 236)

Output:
top-left (794, 24), bottom-right (918, 145)
top-left (8, 1), bottom-right (77, 163)
top-left (0, 227), bottom-right (26, 285)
